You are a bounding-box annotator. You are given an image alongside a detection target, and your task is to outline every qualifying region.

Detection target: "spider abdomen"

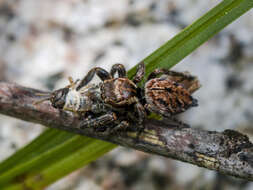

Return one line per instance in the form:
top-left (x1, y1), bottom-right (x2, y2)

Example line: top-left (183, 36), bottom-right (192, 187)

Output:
top-left (145, 78), bottom-right (197, 115)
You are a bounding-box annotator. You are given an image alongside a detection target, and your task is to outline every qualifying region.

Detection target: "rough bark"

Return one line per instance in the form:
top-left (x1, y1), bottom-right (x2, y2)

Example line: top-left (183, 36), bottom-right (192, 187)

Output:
top-left (0, 82), bottom-right (252, 181)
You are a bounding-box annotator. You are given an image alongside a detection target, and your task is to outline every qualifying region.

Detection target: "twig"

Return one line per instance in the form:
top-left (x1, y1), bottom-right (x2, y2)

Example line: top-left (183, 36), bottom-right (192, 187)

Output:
top-left (0, 82), bottom-right (252, 181)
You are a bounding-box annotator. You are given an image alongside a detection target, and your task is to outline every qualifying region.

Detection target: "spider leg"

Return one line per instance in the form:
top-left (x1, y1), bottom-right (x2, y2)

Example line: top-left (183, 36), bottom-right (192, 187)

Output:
top-left (110, 63), bottom-right (127, 78)
top-left (107, 120), bottom-right (130, 134)
top-left (162, 71), bottom-right (200, 94)
top-left (134, 100), bottom-right (146, 124)
top-left (133, 62), bottom-right (145, 84)
top-left (147, 69), bottom-right (200, 93)
top-left (145, 102), bottom-right (194, 122)
top-left (147, 68), bottom-right (193, 80)
top-left (108, 97), bottom-right (146, 124)
top-left (77, 67), bottom-right (111, 90)
top-left (79, 112), bottom-right (117, 130)
top-left (144, 103), bottom-right (172, 118)
top-left (118, 97), bottom-right (147, 124)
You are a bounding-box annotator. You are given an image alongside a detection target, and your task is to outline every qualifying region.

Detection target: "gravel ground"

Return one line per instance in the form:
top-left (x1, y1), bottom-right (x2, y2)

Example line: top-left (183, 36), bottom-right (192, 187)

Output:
top-left (0, 0), bottom-right (252, 190)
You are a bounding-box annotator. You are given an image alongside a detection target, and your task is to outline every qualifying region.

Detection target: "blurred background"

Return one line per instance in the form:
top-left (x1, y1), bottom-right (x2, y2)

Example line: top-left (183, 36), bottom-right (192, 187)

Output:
top-left (0, 0), bottom-right (252, 189)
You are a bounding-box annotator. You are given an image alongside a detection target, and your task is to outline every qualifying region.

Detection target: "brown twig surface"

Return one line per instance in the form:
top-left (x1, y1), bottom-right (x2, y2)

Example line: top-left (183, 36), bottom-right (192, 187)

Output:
top-left (0, 82), bottom-right (252, 181)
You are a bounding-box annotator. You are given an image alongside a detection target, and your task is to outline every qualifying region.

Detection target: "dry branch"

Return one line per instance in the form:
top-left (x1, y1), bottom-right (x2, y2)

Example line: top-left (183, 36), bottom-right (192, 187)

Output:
top-left (0, 82), bottom-right (252, 181)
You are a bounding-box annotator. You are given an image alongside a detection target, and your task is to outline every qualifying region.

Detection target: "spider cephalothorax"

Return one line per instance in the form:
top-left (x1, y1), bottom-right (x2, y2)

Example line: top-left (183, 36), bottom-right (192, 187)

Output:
top-left (76, 63), bottom-right (146, 124)
top-left (144, 69), bottom-right (200, 118)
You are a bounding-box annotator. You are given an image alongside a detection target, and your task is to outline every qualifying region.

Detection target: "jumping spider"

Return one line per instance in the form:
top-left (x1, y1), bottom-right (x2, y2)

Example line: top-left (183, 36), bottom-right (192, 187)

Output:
top-left (76, 62), bottom-right (199, 127)
top-left (35, 62), bottom-right (200, 133)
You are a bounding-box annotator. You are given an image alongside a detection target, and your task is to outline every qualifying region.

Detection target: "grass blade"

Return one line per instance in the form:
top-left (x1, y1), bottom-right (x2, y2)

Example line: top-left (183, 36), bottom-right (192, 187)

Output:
top-left (128, 0), bottom-right (253, 77)
top-left (0, 129), bottom-right (116, 188)
top-left (0, 129), bottom-right (75, 173)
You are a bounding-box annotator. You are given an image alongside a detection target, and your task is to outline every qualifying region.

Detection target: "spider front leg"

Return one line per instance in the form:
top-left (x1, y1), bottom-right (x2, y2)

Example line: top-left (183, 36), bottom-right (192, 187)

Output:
top-left (134, 100), bottom-right (146, 124)
top-left (133, 62), bottom-right (145, 84)
top-left (79, 112), bottom-right (131, 134)
top-left (110, 64), bottom-right (127, 78)
top-left (147, 68), bottom-right (200, 93)
top-left (122, 97), bottom-right (147, 125)
top-left (77, 67), bottom-right (111, 90)
top-left (79, 112), bottom-right (117, 131)
top-left (112, 97), bottom-right (147, 125)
